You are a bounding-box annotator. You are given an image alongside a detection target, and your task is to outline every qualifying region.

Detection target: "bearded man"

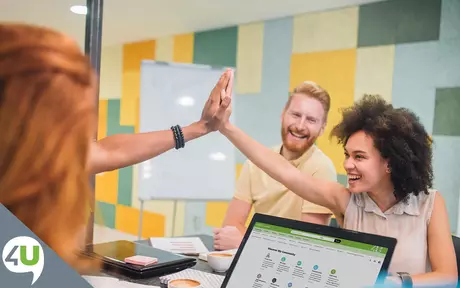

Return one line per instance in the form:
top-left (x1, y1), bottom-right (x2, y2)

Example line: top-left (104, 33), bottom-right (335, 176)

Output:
top-left (213, 81), bottom-right (337, 250)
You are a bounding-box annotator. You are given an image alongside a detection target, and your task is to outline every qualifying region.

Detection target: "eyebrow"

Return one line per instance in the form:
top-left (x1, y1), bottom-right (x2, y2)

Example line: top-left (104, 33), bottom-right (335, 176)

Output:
top-left (345, 149), bottom-right (367, 154)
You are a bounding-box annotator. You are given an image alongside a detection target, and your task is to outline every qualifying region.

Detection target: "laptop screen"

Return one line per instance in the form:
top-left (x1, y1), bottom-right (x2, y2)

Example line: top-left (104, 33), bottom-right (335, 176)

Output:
top-left (225, 222), bottom-right (389, 288)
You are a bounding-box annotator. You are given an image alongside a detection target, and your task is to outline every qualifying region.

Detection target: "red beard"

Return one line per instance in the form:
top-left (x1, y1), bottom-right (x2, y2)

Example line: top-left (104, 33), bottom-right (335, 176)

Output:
top-left (281, 126), bottom-right (316, 154)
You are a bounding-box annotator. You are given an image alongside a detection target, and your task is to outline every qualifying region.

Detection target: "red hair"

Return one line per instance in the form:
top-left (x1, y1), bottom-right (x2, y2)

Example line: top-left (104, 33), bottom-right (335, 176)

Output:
top-left (0, 23), bottom-right (98, 273)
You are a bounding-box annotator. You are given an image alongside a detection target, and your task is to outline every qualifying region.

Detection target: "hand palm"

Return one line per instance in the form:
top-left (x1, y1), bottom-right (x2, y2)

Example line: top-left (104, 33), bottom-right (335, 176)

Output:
top-left (200, 69), bottom-right (233, 132)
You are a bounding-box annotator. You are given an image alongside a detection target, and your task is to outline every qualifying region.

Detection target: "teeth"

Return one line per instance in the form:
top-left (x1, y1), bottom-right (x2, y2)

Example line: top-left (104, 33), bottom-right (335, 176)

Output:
top-left (290, 131), bottom-right (306, 138)
top-left (349, 175), bottom-right (361, 180)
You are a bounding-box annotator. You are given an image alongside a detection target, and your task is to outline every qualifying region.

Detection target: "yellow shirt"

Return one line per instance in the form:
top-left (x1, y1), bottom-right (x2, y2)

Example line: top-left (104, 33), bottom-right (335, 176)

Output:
top-left (234, 144), bottom-right (337, 221)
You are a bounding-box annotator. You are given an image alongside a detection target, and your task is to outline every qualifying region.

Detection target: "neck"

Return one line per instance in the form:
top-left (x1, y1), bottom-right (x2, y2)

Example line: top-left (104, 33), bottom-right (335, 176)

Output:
top-left (280, 145), bottom-right (308, 161)
top-left (367, 181), bottom-right (397, 212)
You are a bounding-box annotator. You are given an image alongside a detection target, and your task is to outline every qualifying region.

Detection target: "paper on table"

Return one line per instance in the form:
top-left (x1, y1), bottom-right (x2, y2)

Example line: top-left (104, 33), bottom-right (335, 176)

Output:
top-left (159, 269), bottom-right (224, 288)
top-left (82, 276), bottom-right (159, 288)
top-left (149, 237), bottom-right (209, 255)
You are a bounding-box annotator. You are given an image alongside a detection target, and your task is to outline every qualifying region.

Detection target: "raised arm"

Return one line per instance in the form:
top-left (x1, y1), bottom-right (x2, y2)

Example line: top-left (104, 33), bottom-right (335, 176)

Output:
top-left (411, 192), bottom-right (457, 286)
top-left (89, 123), bottom-right (208, 174)
top-left (220, 123), bottom-right (349, 216)
top-left (88, 69), bottom-right (233, 174)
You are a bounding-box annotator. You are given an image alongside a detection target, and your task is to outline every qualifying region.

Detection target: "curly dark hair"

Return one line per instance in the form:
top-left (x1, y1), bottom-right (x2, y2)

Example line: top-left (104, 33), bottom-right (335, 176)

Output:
top-left (330, 94), bottom-right (433, 201)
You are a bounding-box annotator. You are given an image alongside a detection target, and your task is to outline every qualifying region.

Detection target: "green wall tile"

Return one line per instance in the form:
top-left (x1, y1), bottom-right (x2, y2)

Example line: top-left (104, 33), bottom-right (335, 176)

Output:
top-left (118, 166), bottom-right (133, 206)
top-left (193, 27), bottom-right (238, 68)
top-left (105, 99), bottom-right (135, 207)
top-left (107, 100), bottom-right (122, 136)
top-left (440, 0), bottom-right (460, 40)
top-left (337, 174), bottom-right (348, 186)
top-left (433, 87), bottom-right (460, 136)
top-left (95, 201), bottom-right (116, 228)
top-left (358, 0), bottom-right (442, 47)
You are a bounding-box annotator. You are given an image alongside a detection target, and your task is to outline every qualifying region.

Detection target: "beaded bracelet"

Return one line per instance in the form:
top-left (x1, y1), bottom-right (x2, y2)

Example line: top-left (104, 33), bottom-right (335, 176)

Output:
top-left (171, 125), bottom-right (185, 149)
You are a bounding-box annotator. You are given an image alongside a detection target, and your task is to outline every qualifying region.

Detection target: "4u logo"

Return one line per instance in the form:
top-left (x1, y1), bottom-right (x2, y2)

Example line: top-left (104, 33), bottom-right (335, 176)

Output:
top-left (2, 236), bottom-right (44, 285)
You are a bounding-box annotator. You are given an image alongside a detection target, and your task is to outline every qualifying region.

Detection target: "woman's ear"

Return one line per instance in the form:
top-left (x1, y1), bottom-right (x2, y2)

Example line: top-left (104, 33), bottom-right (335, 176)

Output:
top-left (385, 163), bottom-right (391, 174)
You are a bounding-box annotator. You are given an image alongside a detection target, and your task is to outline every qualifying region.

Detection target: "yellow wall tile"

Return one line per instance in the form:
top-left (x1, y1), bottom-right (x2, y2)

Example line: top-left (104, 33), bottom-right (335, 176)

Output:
top-left (115, 205), bottom-right (140, 235)
top-left (290, 49), bottom-right (357, 174)
top-left (123, 40), bottom-right (156, 72)
top-left (354, 45), bottom-right (395, 102)
top-left (236, 22), bottom-right (264, 94)
top-left (235, 163), bottom-right (244, 179)
top-left (121, 69), bottom-right (140, 126)
top-left (142, 210), bottom-right (166, 238)
top-left (205, 202), bottom-right (230, 227)
top-left (173, 33), bottom-right (194, 63)
top-left (121, 40), bottom-right (155, 126)
top-left (100, 45), bottom-right (123, 99)
top-left (120, 97), bottom-right (138, 127)
top-left (115, 205), bottom-right (165, 238)
top-left (95, 170), bottom-right (118, 204)
top-left (97, 100), bottom-right (108, 140)
top-left (155, 36), bottom-right (174, 62)
top-left (293, 7), bottom-right (358, 53)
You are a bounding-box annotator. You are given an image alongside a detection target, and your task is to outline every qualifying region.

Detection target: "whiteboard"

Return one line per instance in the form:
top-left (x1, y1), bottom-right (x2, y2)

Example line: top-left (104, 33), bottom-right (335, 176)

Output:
top-left (138, 61), bottom-right (236, 201)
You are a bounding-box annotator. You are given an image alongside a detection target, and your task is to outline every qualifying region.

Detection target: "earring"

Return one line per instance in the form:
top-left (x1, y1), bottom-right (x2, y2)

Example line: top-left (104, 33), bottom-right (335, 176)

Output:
top-left (386, 166), bottom-right (391, 173)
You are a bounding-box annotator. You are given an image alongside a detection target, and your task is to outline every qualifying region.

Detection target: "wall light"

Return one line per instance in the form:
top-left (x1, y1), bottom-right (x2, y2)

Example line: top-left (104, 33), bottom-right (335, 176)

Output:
top-left (209, 152), bottom-right (227, 161)
top-left (70, 5), bottom-right (87, 15)
top-left (176, 96), bottom-right (195, 107)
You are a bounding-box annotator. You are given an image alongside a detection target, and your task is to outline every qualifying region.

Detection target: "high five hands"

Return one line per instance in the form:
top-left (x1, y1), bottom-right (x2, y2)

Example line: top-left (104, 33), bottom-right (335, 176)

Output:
top-left (199, 68), bottom-right (234, 133)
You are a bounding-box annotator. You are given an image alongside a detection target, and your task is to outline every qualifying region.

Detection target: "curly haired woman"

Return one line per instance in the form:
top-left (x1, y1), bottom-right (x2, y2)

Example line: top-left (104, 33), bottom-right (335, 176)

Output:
top-left (219, 86), bottom-right (457, 287)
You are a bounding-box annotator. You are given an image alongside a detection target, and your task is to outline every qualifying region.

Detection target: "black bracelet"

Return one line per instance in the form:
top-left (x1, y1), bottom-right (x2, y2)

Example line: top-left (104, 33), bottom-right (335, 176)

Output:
top-left (171, 125), bottom-right (185, 149)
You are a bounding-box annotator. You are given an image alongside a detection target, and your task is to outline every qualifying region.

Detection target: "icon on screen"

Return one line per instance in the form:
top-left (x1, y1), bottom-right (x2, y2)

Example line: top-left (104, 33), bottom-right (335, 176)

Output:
top-left (313, 265), bottom-right (319, 270)
top-left (272, 278), bottom-right (277, 283)
top-left (288, 282), bottom-right (293, 287)
top-left (297, 260), bottom-right (302, 266)
top-left (330, 269), bottom-right (336, 275)
top-left (281, 257), bottom-right (286, 262)
top-left (257, 274), bottom-right (262, 279)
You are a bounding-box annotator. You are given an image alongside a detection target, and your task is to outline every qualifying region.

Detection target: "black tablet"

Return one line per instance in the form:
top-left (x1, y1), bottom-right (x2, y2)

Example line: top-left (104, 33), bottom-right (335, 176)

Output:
top-left (221, 213), bottom-right (397, 287)
top-left (82, 240), bottom-right (196, 279)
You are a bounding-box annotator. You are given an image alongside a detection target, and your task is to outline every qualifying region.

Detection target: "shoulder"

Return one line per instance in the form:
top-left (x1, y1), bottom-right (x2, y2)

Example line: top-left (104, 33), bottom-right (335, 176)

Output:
top-left (410, 188), bottom-right (437, 206)
top-left (408, 189), bottom-right (439, 221)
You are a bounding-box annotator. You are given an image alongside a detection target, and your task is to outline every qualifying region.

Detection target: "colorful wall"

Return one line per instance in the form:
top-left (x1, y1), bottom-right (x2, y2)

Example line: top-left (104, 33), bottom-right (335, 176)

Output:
top-left (95, 0), bottom-right (460, 237)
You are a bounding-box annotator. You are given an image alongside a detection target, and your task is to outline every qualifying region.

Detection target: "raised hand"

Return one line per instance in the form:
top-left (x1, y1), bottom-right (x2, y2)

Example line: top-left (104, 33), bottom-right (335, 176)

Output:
top-left (199, 68), bottom-right (233, 132)
top-left (218, 69), bottom-right (233, 132)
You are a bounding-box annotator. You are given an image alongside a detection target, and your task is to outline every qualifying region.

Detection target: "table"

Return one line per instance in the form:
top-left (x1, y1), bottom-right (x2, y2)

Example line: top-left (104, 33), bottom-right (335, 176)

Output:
top-left (98, 235), bottom-right (224, 287)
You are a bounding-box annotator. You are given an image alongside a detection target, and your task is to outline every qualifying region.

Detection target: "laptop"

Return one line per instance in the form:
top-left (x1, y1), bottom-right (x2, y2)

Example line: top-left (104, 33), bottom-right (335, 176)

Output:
top-left (221, 213), bottom-right (397, 288)
top-left (81, 240), bottom-right (196, 279)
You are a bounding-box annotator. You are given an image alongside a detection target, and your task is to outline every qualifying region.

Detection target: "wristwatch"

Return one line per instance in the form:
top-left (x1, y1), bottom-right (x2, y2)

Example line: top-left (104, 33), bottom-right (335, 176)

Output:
top-left (396, 272), bottom-right (413, 288)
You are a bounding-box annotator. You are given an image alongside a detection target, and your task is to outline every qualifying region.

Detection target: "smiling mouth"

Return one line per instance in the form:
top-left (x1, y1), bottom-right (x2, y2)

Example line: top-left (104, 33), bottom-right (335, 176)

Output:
top-left (348, 175), bottom-right (362, 184)
top-left (289, 130), bottom-right (308, 140)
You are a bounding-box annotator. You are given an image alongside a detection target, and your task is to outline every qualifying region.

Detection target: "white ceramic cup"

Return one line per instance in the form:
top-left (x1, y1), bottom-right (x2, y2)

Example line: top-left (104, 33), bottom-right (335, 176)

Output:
top-left (207, 252), bottom-right (234, 273)
top-left (168, 278), bottom-right (202, 288)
